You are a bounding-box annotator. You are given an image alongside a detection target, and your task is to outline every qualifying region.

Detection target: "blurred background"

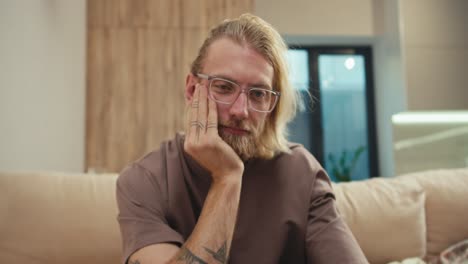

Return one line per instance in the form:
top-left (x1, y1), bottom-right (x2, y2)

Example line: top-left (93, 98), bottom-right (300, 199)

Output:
top-left (1, 0), bottom-right (467, 181)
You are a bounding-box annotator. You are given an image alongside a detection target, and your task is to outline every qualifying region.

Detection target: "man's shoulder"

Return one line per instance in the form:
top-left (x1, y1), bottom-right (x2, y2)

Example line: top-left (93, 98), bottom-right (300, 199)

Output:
top-left (119, 133), bottom-right (184, 180)
top-left (244, 142), bottom-right (326, 197)
top-left (250, 142), bottom-right (324, 178)
top-left (278, 141), bottom-right (321, 167)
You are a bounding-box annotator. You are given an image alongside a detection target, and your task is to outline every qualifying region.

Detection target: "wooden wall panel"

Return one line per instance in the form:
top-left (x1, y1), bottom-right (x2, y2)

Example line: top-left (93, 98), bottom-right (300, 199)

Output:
top-left (86, 0), bottom-right (253, 172)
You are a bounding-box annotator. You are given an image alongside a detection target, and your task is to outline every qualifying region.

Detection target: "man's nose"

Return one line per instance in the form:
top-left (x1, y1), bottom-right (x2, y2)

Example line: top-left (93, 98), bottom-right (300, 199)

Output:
top-left (229, 92), bottom-right (249, 119)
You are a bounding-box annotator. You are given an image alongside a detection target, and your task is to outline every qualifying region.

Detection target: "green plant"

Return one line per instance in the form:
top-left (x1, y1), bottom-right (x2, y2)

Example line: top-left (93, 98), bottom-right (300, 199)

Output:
top-left (327, 146), bottom-right (366, 182)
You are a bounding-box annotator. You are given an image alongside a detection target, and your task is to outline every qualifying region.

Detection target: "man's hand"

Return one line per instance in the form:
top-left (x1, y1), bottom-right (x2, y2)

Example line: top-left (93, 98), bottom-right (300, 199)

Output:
top-left (128, 85), bottom-right (243, 264)
top-left (184, 84), bottom-right (244, 183)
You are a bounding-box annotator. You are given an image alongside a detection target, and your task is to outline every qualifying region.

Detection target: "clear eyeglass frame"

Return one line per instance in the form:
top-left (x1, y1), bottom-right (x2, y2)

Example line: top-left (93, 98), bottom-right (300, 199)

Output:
top-left (196, 73), bottom-right (281, 113)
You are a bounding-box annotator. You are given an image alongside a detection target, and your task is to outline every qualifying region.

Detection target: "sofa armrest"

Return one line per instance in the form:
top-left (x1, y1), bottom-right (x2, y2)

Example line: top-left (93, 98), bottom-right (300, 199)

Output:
top-left (0, 171), bottom-right (121, 264)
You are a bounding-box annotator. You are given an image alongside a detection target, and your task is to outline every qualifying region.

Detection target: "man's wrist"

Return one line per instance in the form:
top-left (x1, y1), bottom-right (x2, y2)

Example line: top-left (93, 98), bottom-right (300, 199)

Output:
top-left (211, 172), bottom-right (243, 187)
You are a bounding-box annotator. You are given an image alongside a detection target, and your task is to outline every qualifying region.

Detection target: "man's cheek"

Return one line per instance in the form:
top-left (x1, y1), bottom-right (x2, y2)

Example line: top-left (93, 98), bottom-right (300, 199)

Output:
top-left (216, 104), bottom-right (228, 119)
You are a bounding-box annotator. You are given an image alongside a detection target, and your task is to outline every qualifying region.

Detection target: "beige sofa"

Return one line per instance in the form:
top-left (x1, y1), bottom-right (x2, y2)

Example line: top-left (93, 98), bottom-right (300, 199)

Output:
top-left (0, 168), bottom-right (467, 264)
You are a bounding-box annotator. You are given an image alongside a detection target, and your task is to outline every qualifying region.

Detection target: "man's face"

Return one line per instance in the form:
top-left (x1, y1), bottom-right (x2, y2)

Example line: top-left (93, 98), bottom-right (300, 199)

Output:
top-left (187, 37), bottom-right (274, 160)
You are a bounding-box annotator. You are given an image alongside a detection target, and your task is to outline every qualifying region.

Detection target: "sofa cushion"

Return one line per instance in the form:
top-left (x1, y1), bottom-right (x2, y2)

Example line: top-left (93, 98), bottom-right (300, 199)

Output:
top-left (0, 171), bottom-right (121, 264)
top-left (399, 168), bottom-right (468, 258)
top-left (333, 177), bottom-right (426, 264)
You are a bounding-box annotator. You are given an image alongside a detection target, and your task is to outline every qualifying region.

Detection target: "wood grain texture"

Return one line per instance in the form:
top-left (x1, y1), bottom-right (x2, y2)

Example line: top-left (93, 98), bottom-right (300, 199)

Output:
top-left (86, 0), bottom-right (253, 172)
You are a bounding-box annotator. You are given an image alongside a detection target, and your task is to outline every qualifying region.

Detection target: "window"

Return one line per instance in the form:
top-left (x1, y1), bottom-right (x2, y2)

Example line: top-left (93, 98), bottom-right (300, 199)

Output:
top-left (287, 47), bottom-right (379, 181)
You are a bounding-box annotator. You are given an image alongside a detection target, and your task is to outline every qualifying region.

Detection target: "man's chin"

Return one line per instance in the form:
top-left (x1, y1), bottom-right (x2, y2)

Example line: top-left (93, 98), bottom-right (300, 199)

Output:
top-left (219, 132), bottom-right (258, 161)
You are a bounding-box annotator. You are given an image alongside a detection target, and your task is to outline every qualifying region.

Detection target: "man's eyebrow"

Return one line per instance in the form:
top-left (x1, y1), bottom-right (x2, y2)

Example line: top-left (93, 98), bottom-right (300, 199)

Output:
top-left (250, 83), bottom-right (272, 90)
top-left (214, 74), bottom-right (272, 90)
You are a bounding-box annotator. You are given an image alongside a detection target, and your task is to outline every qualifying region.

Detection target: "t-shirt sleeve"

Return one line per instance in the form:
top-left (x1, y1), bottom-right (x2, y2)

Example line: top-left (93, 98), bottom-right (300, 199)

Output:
top-left (305, 169), bottom-right (369, 264)
top-left (116, 163), bottom-right (184, 264)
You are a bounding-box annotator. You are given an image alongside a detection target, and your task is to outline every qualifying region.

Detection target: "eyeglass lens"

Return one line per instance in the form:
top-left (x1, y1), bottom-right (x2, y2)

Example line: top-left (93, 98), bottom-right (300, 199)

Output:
top-left (209, 78), bottom-right (277, 112)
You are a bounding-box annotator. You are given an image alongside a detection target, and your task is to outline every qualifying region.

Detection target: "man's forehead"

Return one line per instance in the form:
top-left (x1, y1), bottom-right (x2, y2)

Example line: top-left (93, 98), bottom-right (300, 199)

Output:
top-left (202, 37), bottom-right (274, 86)
top-left (205, 37), bottom-right (260, 59)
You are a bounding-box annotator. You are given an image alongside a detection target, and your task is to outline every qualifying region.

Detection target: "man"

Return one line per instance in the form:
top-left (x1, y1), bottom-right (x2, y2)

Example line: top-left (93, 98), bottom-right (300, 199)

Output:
top-left (116, 14), bottom-right (368, 264)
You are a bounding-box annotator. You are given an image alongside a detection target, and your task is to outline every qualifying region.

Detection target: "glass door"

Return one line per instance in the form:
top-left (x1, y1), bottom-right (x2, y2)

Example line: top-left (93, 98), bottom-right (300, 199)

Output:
top-left (287, 47), bottom-right (378, 182)
top-left (318, 54), bottom-right (370, 181)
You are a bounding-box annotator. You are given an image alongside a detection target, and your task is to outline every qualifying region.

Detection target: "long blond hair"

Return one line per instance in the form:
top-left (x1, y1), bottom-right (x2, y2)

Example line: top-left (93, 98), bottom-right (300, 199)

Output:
top-left (190, 14), bottom-right (299, 159)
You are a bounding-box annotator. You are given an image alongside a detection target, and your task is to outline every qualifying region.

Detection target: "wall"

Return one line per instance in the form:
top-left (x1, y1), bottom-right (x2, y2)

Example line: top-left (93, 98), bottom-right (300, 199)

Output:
top-left (0, 1), bottom-right (86, 172)
top-left (372, 0), bottom-right (407, 176)
top-left (255, 0), bottom-right (376, 36)
top-left (401, 0), bottom-right (468, 110)
top-left (86, 0), bottom-right (253, 173)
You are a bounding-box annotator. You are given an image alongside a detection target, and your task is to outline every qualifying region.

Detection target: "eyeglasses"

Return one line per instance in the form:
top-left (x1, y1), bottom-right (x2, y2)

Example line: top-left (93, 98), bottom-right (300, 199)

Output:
top-left (197, 73), bottom-right (280, 113)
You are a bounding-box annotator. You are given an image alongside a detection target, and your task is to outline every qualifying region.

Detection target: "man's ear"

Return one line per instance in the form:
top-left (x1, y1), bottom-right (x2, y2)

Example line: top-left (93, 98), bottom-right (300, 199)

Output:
top-left (185, 73), bottom-right (197, 102)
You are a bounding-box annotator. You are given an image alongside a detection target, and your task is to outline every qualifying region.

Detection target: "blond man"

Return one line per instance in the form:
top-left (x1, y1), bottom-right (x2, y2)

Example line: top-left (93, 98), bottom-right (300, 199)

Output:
top-left (116, 14), bottom-right (368, 264)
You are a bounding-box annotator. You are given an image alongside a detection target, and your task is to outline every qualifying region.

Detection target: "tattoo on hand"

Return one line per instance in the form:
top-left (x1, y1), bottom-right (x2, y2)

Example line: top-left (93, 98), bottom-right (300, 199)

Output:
top-left (204, 241), bottom-right (228, 264)
top-left (177, 247), bottom-right (208, 264)
top-left (129, 260), bottom-right (141, 264)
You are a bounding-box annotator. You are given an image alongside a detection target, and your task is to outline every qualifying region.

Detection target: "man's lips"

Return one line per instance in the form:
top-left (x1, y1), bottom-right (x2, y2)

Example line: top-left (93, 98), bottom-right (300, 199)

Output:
top-left (219, 125), bottom-right (250, 135)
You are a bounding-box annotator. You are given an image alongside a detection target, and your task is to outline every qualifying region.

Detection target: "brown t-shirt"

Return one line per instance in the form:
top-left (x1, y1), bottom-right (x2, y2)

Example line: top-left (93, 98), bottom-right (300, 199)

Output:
top-left (116, 133), bottom-right (368, 263)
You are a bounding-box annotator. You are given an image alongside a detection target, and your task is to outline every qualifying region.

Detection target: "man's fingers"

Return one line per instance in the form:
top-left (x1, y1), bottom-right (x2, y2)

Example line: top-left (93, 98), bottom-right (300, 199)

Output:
top-left (206, 96), bottom-right (218, 137)
top-left (197, 84), bottom-right (208, 134)
top-left (187, 84), bottom-right (209, 142)
top-left (188, 85), bottom-right (200, 141)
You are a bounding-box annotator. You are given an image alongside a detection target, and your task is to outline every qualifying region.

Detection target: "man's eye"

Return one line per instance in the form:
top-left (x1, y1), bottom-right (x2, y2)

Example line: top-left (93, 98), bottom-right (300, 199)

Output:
top-left (212, 81), bottom-right (235, 92)
top-left (253, 91), bottom-right (266, 97)
top-left (216, 84), bottom-right (232, 90)
top-left (251, 90), bottom-right (267, 99)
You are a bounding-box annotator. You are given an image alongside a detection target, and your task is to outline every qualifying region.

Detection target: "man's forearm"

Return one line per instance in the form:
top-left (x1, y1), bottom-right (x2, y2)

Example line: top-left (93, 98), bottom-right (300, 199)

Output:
top-left (170, 177), bottom-right (242, 264)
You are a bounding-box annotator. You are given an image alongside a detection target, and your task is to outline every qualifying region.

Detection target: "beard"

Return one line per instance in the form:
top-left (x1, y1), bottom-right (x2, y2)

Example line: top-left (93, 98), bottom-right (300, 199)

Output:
top-left (218, 119), bottom-right (265, 161)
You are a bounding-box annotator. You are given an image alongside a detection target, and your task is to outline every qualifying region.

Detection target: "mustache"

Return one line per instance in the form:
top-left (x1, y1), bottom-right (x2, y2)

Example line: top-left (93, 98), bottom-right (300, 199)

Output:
top-left (219, 120), bottom-right (251, 131)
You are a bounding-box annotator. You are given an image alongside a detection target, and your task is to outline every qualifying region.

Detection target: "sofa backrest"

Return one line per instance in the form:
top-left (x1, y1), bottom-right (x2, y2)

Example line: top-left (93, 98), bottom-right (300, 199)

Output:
top-left (399, 168), bottom-right (468, 258)
top-left (333, 168), bottom-right (468, 264)
top-left (333, 174), bottom-right (426, 264)
top-left (0, 171), bottom-right (121, 264)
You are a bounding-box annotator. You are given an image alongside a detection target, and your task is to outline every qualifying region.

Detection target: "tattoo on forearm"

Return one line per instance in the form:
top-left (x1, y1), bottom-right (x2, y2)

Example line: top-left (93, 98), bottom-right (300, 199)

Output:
top-left (204, 241), bottom-right (228, 264)
top-left (177, 247), bottom-right (208, 264)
